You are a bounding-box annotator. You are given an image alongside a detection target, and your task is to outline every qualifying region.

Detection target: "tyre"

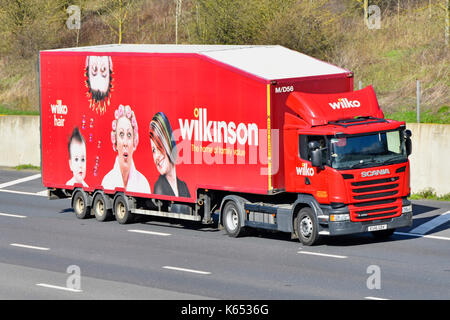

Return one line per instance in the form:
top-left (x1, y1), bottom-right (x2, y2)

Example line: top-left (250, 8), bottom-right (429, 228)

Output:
top-left (113, 194), bottom-right (134, 224)
top-left (222, 200), bottom-right (245, 238)
top-left (72, 190), bottom-right (90, 219)
top-left (296, 207), bottom-right (320, 246)
top-left (371, 228), bottom-right (395, 240)
top-left (93, 192), bottom-right (112, 222)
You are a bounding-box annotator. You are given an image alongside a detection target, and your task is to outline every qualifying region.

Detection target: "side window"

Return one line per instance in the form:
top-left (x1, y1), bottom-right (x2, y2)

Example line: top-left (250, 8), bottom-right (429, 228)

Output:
top-left (299, 135), bottom-right (308, 160)
top-left (299, 135), bottom-right (328, 165)
top-left (386, 131), bottom-right (401, 154)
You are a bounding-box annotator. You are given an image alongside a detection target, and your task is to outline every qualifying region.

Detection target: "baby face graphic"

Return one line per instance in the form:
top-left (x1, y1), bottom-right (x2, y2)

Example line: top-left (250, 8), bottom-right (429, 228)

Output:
top-left (69, 139), bottom-right (87, 184)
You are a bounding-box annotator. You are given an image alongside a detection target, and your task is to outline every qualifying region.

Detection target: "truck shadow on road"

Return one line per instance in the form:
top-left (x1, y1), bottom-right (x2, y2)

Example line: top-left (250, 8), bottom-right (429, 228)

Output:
top-left (59, 202), bottom-right (449, 245)
top-left (136, 215), bottom-right (221, 233)
top-left (412, 203), bottom-right (439, 215)
top-left (323, 203), bottom-right (449, 246)
top-left (409, 203), bottom-right (450, 234)
top-left (236, 203), bottom-right (450, 247)
top-left (59, 208), bottom-right (74, 214)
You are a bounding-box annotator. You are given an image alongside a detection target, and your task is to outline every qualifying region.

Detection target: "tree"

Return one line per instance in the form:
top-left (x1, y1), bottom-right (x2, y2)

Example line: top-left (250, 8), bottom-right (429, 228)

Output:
top-left (66, 0), bottom-right (90, 47)
top-left (96, 0), bottom-right (133, 44)
top-left (0, 0), bottom-right (71, 57)
top-left (258, 0), bottom-right (336, 60)
top-left (190, 0), bottom-right (289, 44)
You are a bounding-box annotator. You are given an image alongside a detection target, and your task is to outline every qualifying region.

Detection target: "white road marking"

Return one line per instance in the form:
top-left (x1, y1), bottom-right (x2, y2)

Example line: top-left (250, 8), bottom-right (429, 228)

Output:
top-left (36, 190), bottom-right (48, 196)
top-left (128, 229), bottom-right (171, 237)
top-left (10, 243), bottom-right (50, 251)
top-left (36, 283), bottom-right (82, 293)
top-left (0, 212), bottom-right (27, 218)
top-left (394, 232), bottom-right (450, 241)
top-left (0, 174), bottom-right (41, 189)
top-left (297, 251), bottom-right (347, 259)
top-left (0, 189), bottom-right (46, 197)
top-left (365, 296), bottom-right (389, 300)
top-left (162, 266), bottom-right (211, 275)
top-left (409, 211), bottom-right (450, 235)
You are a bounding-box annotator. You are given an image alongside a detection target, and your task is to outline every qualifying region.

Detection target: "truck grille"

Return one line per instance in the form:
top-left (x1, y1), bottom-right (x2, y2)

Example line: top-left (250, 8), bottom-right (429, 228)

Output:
top-left (351, 177), bottom-right (399, 200)
top-left (348, 176), bottom-right (402, 222)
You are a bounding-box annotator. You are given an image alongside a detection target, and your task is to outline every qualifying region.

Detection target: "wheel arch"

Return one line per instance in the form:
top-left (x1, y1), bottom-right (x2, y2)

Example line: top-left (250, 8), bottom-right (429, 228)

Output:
top-left (93, 190), bottom-right (113, 211)
top-left (291, 194), bottom-right (323, 238)
top-left (218, 195), bottom-right (248, 228)
top-left (71, 188), bottom-right (92, 208)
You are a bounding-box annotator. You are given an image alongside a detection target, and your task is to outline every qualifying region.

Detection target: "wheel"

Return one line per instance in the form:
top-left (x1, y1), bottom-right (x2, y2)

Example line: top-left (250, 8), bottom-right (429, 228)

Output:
top-left (371, 228), bottom-right (395, 240)
top-left (113, 194), bottom-right (134, 224)
top-left (72, 190), bottom-right (90, 219)
top-left (93, 192), bottom-right (112, 222)
top-left (296, 207), bottom-right (320, 246)
top-left (222, 200), bottom-right (245, 238)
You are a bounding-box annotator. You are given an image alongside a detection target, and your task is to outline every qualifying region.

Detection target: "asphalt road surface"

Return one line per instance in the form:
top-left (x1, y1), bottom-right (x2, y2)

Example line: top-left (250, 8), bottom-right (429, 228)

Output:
top-left (0, 168), bottom-right (449, 301)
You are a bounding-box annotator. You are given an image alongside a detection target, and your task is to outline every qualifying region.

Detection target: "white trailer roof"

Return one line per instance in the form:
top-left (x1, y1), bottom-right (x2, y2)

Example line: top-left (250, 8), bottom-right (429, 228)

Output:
top-left (43, 44), bottom-right (349, 81)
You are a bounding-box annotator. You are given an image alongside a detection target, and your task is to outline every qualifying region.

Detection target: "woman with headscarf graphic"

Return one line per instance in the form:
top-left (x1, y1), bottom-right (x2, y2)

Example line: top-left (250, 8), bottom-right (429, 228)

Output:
top-left (149, 112), bottom-right (190, 198)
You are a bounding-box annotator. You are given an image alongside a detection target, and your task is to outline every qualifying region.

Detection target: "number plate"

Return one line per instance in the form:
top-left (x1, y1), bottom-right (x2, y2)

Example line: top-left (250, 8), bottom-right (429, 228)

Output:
top-left (368, 224), bottom-right (388, 232)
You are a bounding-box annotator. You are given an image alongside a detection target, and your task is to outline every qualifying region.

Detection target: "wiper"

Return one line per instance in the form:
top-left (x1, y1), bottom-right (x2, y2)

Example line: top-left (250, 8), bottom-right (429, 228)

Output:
top-left (349, 158), bottom-right (378, 169)
top-left (377, 156), bottom-right (405, 165)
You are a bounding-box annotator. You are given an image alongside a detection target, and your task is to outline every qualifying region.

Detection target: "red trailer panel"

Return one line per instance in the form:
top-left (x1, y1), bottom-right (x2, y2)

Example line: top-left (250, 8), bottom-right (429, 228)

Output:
top-left (40, 45), bottom-right (350, 201)
top-left (40, 52), bottom-right (272, 201)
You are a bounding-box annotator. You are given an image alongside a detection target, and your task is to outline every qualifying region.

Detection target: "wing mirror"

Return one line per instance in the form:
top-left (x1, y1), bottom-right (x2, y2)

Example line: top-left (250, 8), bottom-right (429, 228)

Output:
top-left (308, 141), bottom-right (323, 168)
top-left (404, 129), bottom-right (412, 156)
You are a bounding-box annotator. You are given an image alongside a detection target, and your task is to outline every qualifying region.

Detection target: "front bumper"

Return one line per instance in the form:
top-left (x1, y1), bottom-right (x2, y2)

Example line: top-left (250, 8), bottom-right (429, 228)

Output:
top-left (319, 198), bottom-right (413, 236)
top-left (327, 211), bottom-right (413, 236)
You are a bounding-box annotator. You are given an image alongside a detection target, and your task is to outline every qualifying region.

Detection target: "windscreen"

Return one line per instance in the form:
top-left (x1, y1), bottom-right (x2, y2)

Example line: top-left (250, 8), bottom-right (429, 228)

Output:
top-left (330, 130), bottom-right (407, 170)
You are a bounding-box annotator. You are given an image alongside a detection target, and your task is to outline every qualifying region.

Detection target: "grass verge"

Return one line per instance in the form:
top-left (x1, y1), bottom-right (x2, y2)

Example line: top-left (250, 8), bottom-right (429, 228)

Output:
top-left (0, 105), bottom-right (39, 116)
top-left (14, 164), bottom-right (41, 171)
top-left (410, 188), bottom-right (450, 202)
top-left (386, 106), bottom-right (450, 124)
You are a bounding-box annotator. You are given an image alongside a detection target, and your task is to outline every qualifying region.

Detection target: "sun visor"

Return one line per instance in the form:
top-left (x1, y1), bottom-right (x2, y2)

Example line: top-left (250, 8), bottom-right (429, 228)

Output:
top-left (286, 85), bottom-right (384, 126)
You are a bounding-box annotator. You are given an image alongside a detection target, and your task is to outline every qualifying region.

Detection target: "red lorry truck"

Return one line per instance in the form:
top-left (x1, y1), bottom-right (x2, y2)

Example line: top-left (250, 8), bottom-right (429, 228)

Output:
top-left (39, 44), bottom-right (413, 245)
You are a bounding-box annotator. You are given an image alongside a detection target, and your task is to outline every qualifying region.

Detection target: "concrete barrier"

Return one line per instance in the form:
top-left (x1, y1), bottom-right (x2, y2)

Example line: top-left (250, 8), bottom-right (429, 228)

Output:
top-left (406, 123), bottom-right (450, 196)
top-left (0, 116), bottom-right (448, 195)
top-left (0, 115), bottom-right (40, 167)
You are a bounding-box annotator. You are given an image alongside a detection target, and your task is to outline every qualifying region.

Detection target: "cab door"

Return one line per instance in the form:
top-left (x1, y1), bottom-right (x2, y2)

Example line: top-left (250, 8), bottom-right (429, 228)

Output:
top-left (284, 130), bottom-right (329, 201)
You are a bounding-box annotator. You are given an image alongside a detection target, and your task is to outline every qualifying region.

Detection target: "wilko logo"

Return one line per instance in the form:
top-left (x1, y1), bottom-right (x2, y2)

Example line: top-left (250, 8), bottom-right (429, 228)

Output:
top-left (50, 100), bottom-right (68, 127)
top-left (328, 98), bottom-right (361, 110)
top-left (275, 86), bottom-right (294, 94)
top-left (178, 108), bottom-right (259, 146)
top-left (51, 100), bottom-right (68, 115)
top-left (296, 163), bottom-right (314, 177)
top-left (361, 169), bottom-right (390, 178)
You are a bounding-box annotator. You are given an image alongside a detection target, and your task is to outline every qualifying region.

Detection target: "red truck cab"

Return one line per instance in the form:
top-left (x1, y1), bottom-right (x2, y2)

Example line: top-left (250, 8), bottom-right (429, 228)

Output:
top-left (281, 85), bottom-right (413, 245)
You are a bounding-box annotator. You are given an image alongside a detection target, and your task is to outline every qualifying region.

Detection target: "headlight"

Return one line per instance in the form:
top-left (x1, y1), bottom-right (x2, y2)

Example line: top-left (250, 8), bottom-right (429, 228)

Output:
top-left (330, 214), bottom-right (350, 222)
top-left (402, 205), bottom-right (412, 214)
